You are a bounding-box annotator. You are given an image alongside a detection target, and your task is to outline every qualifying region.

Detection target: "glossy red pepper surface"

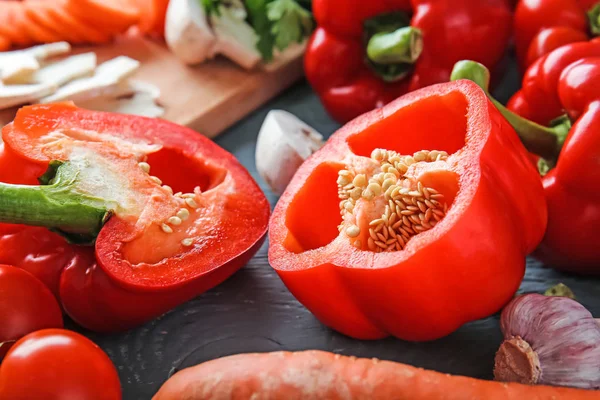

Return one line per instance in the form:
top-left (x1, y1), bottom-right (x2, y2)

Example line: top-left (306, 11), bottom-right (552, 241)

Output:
top-left (305, 0), bottom-right (512, 124)
top-left (0, 103), bottom-right (269, 332)
top-left (514, 0), bottom-right (599, 69)
top-left (507, 40), bottom-right (600, 273)
top-left (268, 80), bottom-right (546, 341)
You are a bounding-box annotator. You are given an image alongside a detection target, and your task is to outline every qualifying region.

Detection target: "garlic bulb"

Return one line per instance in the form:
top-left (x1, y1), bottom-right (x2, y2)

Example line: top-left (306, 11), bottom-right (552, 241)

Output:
top-left (494, 293), bottom-right (600, 389)
top-left (255, 110), bottom-right (324, 195)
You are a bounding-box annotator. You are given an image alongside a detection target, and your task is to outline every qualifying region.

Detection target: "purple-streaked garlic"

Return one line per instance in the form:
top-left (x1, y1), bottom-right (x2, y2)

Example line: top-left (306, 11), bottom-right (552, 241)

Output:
top-left (255, 110), bottom-right (324, 195)
top-left (494, 293), bottom-right (600, 389)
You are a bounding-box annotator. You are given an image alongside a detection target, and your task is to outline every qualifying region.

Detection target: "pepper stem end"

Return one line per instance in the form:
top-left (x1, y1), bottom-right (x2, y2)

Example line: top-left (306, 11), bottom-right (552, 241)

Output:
top-left (587, 4), bottom-right (600, 36)
top-left (367, 27), bottom-right (423, 65)
top-left (450, 60), bottom-right (569, 163)
top-left (0, 161), bottom-right (111, 245)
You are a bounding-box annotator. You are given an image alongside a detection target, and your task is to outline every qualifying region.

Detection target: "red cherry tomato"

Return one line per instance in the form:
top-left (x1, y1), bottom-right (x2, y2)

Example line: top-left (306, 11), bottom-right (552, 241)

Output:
top-left (0, 265), bottom-right (63, 359)
top-left (0, 329), bottom-right (122, 400)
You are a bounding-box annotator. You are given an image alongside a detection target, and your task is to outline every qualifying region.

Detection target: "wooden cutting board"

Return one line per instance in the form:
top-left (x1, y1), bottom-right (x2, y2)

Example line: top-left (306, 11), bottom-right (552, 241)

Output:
top-left (0, 36), bottom-right (306, 138)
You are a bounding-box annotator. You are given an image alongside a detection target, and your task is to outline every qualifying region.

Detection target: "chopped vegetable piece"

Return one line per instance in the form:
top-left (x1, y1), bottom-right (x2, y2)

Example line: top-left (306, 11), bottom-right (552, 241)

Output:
top-left (0, 102), bottom-right (269, 331)
top-left (65, 0), bottom-right (140, 34)
top-left (268, 80), bottom-right (546, 341)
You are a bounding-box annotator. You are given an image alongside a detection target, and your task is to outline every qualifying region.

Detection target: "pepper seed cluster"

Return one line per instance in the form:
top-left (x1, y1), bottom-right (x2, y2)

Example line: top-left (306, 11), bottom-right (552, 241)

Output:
top-left (337, 149), bottom-right (449, 252)
top-left (138, 161), bottom-right (198, 248)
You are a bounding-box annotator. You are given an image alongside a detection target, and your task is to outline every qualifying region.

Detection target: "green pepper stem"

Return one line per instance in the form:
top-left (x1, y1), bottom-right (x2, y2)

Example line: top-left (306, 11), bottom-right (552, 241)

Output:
top-left (450, 60), bottom-right (570, 162)
top-left (588, 3), bottom-right (600, 36)
top-left (367, 27), bottom-right (423, 65)
top-left (0, 161), bottom-right (110, 244)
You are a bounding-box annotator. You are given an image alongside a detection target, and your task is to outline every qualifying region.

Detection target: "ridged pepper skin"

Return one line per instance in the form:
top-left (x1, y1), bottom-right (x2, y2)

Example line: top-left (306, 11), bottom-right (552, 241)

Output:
top-left (268, 80), bottom-right (546, 341)
top-left (0, 105), bottom-right (269, 332)
top-left (305, 0), bottom-right (512, 124)
top-left (508, 40), bottom-right (600, 273)
top-left (514, 0), bottom-right (598, 69)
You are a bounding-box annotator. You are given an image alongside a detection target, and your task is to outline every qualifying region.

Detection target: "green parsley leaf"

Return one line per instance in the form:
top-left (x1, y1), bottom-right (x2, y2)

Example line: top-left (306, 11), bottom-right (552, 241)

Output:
top-left (267, 0), bottom-right (313, 52)
top-left (201, 0), bottom-right (222, 17)
top-left (246, 0), bottom-right (276, 61)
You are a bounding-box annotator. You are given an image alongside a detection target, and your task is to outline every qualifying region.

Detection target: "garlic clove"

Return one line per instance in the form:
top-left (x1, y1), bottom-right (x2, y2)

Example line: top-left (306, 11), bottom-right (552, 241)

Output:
top-left (255, 110), bottom-right (324, 195)
top-left (495, 293), bottom-right (600, 389)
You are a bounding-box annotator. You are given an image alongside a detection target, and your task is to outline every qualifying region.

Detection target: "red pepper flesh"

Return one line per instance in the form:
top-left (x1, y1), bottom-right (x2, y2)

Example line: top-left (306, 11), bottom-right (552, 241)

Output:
top-left (0, 103), bottom-right (270, 332)
top-left (514, 0), bottom-right (600, 69)
top-left (268, 80), bottom-right (546, 341)
top-left (305, 0), bottom-right (512, 124)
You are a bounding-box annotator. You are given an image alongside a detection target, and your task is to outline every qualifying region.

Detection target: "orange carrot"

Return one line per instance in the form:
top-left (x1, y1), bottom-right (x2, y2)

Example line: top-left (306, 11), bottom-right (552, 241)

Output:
top-left (0, 35), bottom-right (10, 52)
top-left (65, 0), bottom-right (140, 35)
top-left (0, 3), bottom-right (31, 47)
top-left (20, 4), bottom-right (63, 45)
top-left (131, 0), bottom-right (155, 34)
top-left (153, 351), bottom-right (600, 400)
top-left (23, 2), bottom-right (83, 45)
top-left (148, 0), bottom-right (169, 36)
top-left (45, 0), bottom-right (112, 45)
top-left (132, 0), bottom-right (169, 36)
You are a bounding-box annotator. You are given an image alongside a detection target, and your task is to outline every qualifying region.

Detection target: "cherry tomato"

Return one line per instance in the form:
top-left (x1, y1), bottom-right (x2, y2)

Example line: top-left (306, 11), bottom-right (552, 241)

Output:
top-left (0, 329), bottom-right (122, 400)
top-left (0, 265), bottom-right (63, 359)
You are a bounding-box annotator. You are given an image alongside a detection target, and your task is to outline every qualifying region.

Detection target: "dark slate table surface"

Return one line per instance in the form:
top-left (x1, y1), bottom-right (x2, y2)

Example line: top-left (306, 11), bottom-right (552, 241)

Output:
top-left (77, 66), bottom-right (600, 399)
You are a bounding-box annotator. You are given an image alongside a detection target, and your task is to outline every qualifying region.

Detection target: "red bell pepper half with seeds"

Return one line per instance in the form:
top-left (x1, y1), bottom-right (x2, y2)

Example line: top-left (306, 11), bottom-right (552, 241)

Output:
top-left (452, 41), bottom-right (600, 274)
top-left (268, 80), bottom-right (547, 341)
top-left (0, 102), bottom-right (269, 332)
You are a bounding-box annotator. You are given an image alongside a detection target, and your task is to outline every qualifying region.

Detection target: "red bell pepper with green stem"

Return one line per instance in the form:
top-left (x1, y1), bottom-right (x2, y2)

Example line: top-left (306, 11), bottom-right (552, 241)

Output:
top-left (451, 48), bottom-right (600, 274)
top-left (514, 0), bottom-right (600, 69)
top-left (0, 103), bottom-right (270, 332)
top-left (268, 80), bottom-right (546, 341)
top-left (304, 0), bottom-right (512, 124)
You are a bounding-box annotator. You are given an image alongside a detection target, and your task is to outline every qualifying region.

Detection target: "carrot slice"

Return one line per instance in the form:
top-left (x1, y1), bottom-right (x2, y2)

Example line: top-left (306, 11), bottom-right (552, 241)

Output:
top-left (65, 0), bottom-right (140, 35)
top-left (46, 0), bottom-right (112, 45)
top-left (0, 3), bottom-right (32, 47)
top-left (132, 0), bottom-right (154, 34)
top-left (134, 0), bottom-right (169, 36)
top-left (20, 4), bottom-right (64, 45)
top-left (150, 0), bottom-right (169, 36)
top-left (23, 2), bottom-right (84, 44)
top-left (0, 35), bottom-right (10, 52)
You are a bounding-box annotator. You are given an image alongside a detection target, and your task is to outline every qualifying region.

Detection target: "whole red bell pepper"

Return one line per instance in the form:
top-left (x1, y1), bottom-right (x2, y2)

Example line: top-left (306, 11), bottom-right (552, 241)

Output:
top-left (514, 0), bottom-right (600, 69)
top-left (452, 40), bottom-right (600, 274)
top-left (268, 80), bottom-right (546, 341)
top-left (304, 0), bottom-right (513, 124)
top-left (0, 103), bottom-right (270, 332)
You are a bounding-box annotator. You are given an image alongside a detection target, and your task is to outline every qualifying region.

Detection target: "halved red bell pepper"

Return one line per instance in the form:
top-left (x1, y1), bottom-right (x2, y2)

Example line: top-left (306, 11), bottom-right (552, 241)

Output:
top-left (452, 41), bottom-right (600, 274)
top-left (514, 0), bottom-right (600, 69)
top-left (304, 0), bottom-right (512, 124)
top-left (268, 80), bottom-right (546, 341)
top-left (0, 103), bottom-right (270, 332)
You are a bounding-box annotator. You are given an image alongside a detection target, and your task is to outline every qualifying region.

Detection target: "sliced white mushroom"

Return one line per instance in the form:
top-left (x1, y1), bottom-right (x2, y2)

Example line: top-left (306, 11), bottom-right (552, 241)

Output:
top-left (0, 42), bottom-right (72, 61)
top-left (1, 58), bottom-right (40, 85)
top-left (0, 42), bottom-right (71, 84)
top-left (33, 52), bottom-right (97, 86)
top-left (108, 80), bottom-right (161, 100)
top-left (210, 1), bottom-right (262, 70)
top-left (255, 110), bottom-right (324, 195)
top-left (165, 0), bottom-right (218, 65)
top-left (78, 92), bottom-right (164, 118)
top-left (37, 56), bottom-right (140, 104)
top-left (0, 83), bottom-right (58, 109)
